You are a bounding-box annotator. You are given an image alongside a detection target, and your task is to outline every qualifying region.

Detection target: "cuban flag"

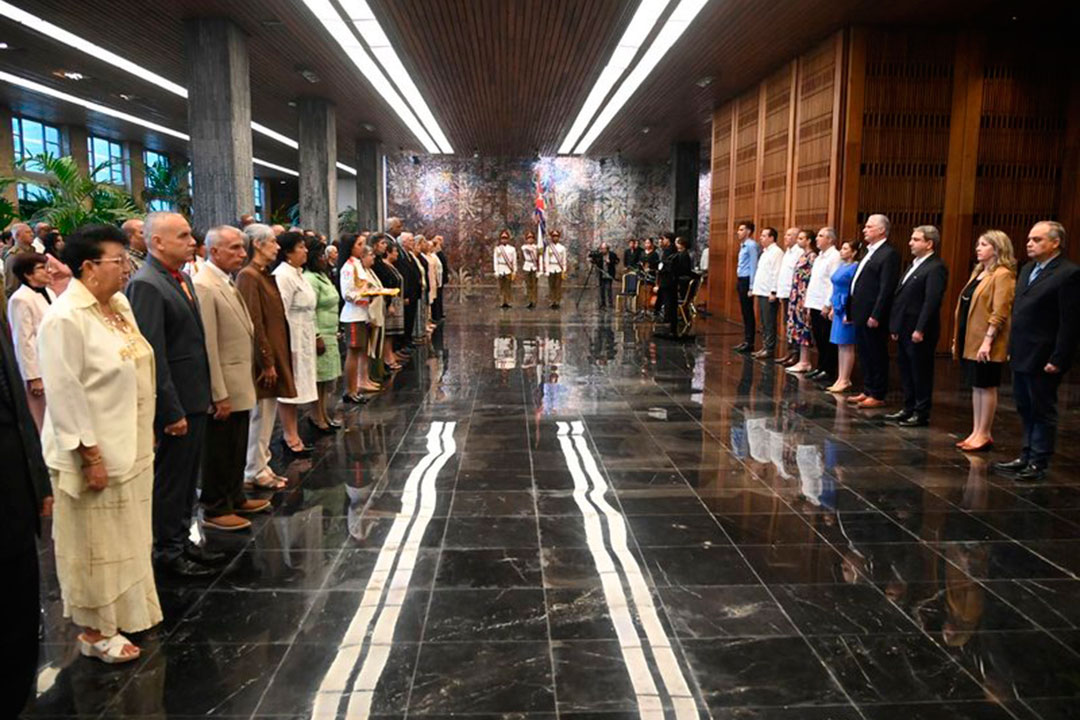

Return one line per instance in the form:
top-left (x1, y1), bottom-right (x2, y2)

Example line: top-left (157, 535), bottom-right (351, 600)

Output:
top-left (534, 175), bottom-right (546, 273)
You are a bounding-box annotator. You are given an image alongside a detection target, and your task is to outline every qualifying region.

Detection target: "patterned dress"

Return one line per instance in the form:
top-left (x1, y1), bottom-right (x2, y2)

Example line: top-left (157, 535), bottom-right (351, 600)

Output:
top-left (786, 250), bottom-right (816, 346)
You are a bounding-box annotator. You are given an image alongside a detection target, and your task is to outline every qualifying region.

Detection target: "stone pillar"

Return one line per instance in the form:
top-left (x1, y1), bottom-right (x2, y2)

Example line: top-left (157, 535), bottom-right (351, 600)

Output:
top-left (298, 98), bottom-right (337, 239)
top-left (67, 125), bottom-right (90, 176)
top-left (670, 140), bottom-right (700, 248)
top-left (0, 106), bottom-right (18, 211)
top-left (128, 141), bottom-right (146, 205)
top-left (183, 18), bottom-right (254, 230)
top-left (355, 139), bottom-right (382, 231)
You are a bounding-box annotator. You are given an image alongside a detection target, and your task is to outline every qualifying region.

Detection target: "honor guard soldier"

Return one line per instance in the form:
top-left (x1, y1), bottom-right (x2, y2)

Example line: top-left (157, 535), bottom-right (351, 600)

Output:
top-left (544, 230), bottom-right (568, 308)
top-left (521, 231), bottom-right (540, 308)
top-left (493, 230), bottom-right (517, 308)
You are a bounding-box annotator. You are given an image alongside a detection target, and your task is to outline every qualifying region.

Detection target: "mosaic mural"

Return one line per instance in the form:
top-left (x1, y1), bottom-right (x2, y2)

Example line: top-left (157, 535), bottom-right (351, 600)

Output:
top-left (386, 154), bottom-right (675, 281)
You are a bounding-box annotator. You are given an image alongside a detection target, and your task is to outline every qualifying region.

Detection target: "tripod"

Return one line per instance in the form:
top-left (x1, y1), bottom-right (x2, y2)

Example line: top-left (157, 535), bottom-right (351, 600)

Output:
top-left (574, 261), bottom-right (615, 309)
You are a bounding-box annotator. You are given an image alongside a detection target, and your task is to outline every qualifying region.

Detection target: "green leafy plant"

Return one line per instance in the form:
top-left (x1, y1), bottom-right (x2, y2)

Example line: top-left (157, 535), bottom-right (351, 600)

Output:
top-left (269, 202), bottom-right (299, 227)
top-left (0, 177), bottom-right (17, 229)
top-left (16, 154), bottom-right (138, 234)
top-left (338, 205), bottom-right (359, 233)
top-left (142, 158), bottom-right (192, 219)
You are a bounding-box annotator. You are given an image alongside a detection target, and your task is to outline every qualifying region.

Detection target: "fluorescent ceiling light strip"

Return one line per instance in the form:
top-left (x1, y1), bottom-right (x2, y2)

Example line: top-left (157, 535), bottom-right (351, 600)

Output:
top-left (253, 158), bottom-right (299, 176)
top-left (574, 0), bottom-right (709, 154)
top-left (557, 0), bottom-right (670, 155)
top-left (0, 2), bottom-right (354, 168)
top-left (0, 71), bottom-right (297, 176)
top-left (300, 0), bottom-right (443, 154)
top-left (336, 162), bottom-right (358, 175)
top-left (347, 0), bottom-right (452, 153)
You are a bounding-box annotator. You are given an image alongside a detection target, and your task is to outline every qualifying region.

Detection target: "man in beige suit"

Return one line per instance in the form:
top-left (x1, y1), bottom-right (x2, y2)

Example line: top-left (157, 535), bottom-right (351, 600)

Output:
top-left (193, 225), bottom-right (270, 531)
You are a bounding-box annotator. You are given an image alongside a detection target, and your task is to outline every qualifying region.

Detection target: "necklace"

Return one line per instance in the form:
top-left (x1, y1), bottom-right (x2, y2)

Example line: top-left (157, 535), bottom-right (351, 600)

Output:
top-left (97, 306), bottom-right (133, 334)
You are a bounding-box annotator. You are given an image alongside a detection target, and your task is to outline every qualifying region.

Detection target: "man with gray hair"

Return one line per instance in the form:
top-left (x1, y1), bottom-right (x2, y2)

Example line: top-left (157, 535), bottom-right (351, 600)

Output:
top-left (193, 226), bottom-right (270, 531)
top-left (847, 213), bottom-right (900, 409)
top-left (123, 218), bottom-right (148, 274)
top-left (4, 223), bottom-right (34, 298)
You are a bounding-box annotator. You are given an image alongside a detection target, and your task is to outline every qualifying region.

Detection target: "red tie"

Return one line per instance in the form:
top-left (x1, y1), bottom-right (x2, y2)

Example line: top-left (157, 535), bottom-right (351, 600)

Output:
top-left (169, 268), bottom-right (194, 304)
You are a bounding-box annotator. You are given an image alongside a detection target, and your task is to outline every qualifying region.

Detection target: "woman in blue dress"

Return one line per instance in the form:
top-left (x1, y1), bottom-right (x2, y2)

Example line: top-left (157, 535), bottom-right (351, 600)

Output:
top-left (826, 239), bottom-right (860, 393)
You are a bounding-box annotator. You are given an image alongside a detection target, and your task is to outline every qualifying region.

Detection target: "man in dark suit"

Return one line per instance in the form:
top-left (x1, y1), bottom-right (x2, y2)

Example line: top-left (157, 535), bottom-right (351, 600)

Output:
top-left (126, 212), bottom-right (216, 577)
top-left (886, 225), bottom-right (948, 426)
top-left (995, 221), bottom-right (1080, 481)
top-left (847, 213), bottom-right (901, 409)
top-left (1, 328), bottom-right (49, 717)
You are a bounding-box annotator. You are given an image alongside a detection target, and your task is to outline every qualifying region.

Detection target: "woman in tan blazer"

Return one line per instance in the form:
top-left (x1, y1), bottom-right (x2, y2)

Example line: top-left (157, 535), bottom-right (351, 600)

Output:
top-left (951, 230), bottom-right (1017, 452)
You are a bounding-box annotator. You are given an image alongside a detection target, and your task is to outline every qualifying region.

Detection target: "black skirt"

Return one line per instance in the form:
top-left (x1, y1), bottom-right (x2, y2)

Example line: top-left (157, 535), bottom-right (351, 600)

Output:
top-left (962, 359), bottom-right (1003, 389)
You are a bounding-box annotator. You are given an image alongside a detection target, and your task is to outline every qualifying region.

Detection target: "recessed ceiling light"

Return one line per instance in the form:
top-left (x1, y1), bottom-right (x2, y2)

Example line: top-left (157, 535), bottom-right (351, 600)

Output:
top-left (695, 75), bottom-right (713, 88)
top-left (288, 101), bottom-right (298, 108)
top-left (573, 0), bottom-right (710, 154)
top-left (299, 0), bottom-right (450, 153)
top-left (0, 42), bottom-right (9, 50)
top-left (54, 70), bottom-right (86, 81)
top-left (118, 93), bottom-right (137, 101)
top-left (361, 122), bottom-right (376, 132)
top-left (297, 67), bottom-right (321, 84)
top-left (0, 70), bottom-right (298, 176)
top-left (558, 0), bottom-right (671, 155)
top-left (0, 2), bottom-right (353, 170)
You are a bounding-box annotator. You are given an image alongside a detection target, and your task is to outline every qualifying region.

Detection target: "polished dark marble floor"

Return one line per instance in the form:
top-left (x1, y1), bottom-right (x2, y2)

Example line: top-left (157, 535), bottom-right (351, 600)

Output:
top-left (25, 292), bottom-right (1080, 719)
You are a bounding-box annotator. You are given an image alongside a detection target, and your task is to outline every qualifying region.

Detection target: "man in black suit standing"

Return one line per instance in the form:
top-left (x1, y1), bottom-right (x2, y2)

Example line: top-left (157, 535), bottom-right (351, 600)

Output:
top-left (1, 327), bottom-right (49, 717)
top-left (846, 213), bottom-right (901, 409)
top-left (886, 225), bottom-right (948, 426)
top-left (995, 221), bottom-right (1080, 482)
top-left (126, 212), bottom-right (216, 577)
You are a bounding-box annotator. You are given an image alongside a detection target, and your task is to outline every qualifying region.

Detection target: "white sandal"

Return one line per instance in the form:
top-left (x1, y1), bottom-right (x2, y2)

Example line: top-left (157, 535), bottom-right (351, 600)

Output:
top-left (78, 633), bottom-right (141, 664)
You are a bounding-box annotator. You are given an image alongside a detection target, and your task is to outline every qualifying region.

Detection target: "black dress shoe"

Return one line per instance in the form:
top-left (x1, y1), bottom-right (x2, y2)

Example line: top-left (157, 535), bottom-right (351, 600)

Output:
top-left (326, 419), bottom-right (343, 429)
top-left (883, 409), bottom-right (913, 422)
top-left (994, 457), bottom-right (1029, 473)
top-left (733, 343), bottom-right (751, 353)
top-left (159, 556), bottom-right (215, 578)
top-left (342, 393), bottom-right (369, 404)
top-left (898, 415), bottom-right (928, 427)
top-left (282, 441), bottom-right (313, 458)
top-left (185, 544), bottom-right (227, 565)
top-left (1016, 464), bottom-right (1047, 482)
top-left (307, 417), bottom-right (336, 434)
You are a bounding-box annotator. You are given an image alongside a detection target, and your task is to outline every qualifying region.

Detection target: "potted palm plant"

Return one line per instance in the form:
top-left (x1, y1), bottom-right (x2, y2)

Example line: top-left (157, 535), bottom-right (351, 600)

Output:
top-left (15, 154), bottom-right (138, 234)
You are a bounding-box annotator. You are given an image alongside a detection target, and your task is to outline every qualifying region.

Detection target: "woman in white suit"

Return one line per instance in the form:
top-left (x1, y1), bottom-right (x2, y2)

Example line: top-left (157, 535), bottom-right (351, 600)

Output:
top-left (37, 224), bottom-right (161, 664)
top-left (273, 231), bottom-right (318, 457)
top-left (7, 252), bottom-right (56, 430)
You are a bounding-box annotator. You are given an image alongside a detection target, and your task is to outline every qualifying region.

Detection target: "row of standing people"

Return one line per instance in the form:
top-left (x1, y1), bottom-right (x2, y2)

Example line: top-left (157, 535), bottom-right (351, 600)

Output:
top-left (733, 214), bottom-right (1080, 482)
top-left (4, 212), bottom-right (450, 700)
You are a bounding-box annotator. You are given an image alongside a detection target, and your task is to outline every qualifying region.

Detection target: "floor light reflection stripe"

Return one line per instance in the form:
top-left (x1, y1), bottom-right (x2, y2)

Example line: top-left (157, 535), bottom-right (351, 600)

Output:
top-left (567, 421), bottom-right (698, 719)
top-left (556, 421), bottom-right (664, 717)
top-left (310, 422), bottom-right (456, 718)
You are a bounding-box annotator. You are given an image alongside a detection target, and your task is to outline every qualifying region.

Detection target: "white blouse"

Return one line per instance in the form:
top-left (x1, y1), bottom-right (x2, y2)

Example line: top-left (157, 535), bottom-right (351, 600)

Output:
top-left (339, 257), bottom-right (371, 323)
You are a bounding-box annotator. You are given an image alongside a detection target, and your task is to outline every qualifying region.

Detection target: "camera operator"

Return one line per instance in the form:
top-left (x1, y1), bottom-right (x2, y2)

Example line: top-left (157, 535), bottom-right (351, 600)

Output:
top-left (592, 242), bottom-right (619, 310)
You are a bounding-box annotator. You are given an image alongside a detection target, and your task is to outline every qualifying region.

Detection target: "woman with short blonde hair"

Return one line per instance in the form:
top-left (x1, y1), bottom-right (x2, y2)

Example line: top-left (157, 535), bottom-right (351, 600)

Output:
top-left (952, 230), bottom-right (1017, 452)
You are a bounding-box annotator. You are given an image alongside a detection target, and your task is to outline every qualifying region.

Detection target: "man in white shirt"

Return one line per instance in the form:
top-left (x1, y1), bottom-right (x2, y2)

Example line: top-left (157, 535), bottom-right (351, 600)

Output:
top-left (521, 231), bottom-right (540, 308)
top-left (774, 227), bottom-right (803, 362)
top-left (804, 227), bottom-right (842, 382)
top-left (493, 229), bottom-right (517, 309)
top-left (543, 230), bottom-right (568, 308)
top-left (750, 227), bottom-right (784, 358)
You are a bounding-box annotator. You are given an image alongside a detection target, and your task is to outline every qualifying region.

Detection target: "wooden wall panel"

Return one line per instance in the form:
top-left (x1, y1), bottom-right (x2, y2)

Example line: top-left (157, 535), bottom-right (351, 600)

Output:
top-left (759, 63), bottom-right (794, 232)
top-left (792, 35), bottom-right (842, 232)
top-left (856, 31), bottom-right (956, 245)
top-left (972, 33), bottom-right (1070, 260)
top-left (732, 89), bottom-right (760, 230)
top-left (707, 103), bottom-right (735, 316)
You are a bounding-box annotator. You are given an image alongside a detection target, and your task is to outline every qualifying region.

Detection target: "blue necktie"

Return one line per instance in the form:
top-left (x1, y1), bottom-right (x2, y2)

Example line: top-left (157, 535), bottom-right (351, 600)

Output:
top-left (1029, 263), bottom-right (1043, 286)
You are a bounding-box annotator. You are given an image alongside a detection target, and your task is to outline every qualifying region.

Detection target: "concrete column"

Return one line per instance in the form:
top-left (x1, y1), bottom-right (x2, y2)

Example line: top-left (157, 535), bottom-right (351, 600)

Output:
top-left (0, 106), bottom-right (18, 211)
top-left (67, 125), bottom-right (90, 176)
top-left (670, 140), bottom-right (700, 248)
top-left (128, 141), bottom-right (146, 204)
top-left (183, 18), bottom-right (254, 230)
top-left (354, 138), bottom-right (382, 231)
top-left (298, 98), bottom-right (337, 239)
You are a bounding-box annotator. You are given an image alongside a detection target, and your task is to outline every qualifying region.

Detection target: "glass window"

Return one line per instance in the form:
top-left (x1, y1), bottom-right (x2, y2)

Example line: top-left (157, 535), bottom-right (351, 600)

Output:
top-left (87, 135), bottom-right (125, 185)
top-left (11, 116), bottom-right (62, 171)
top-left (253, 177), bottom-right (265, 221)
top-left (16, 181), bottom-right (46, 202)
top-left (143, 149), bottom-right (171, 211)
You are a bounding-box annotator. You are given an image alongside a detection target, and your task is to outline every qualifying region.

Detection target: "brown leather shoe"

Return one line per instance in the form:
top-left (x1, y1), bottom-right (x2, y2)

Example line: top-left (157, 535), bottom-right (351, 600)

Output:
top-left (204, 514), bottom-right (252, 531)
top-left (846, 393), bottom-right (868, 404)
top-left (237, 498), bottom-right (272, 514)
top-left (857, 397), bottom-right (887, 409)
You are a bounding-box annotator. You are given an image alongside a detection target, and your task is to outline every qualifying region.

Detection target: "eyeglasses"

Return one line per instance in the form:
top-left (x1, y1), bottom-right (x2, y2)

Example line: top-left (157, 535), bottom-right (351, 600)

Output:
top-left (91, 257), bottom-right (131, 267)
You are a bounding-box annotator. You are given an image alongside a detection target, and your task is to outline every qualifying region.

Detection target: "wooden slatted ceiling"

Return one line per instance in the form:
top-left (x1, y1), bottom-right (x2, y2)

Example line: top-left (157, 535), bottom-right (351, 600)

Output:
top-left (3, 0), bottom-right (1034, 163)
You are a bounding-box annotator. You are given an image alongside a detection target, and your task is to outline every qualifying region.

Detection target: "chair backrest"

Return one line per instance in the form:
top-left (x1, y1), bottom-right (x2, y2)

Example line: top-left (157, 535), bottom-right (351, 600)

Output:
top-left (621, 272), bottom-right (639, 295)
top-left (681, 274), bottom-right (701, 305)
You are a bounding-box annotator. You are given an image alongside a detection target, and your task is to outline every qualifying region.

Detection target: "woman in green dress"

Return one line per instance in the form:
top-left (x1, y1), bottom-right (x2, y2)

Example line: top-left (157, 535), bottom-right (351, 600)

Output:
top-left (303, 238), bottom-right (343, 432)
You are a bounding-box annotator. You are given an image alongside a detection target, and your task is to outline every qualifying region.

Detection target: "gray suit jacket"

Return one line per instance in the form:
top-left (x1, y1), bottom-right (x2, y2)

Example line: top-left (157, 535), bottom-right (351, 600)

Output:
top-left (125, 254), bottom-right (212, 426)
